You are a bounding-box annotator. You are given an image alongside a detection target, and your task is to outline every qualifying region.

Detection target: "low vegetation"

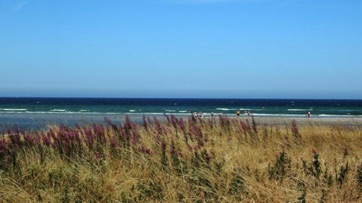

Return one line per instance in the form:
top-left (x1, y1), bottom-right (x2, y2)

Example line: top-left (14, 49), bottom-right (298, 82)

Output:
top-left (0, 115), bottom-right (361, 202)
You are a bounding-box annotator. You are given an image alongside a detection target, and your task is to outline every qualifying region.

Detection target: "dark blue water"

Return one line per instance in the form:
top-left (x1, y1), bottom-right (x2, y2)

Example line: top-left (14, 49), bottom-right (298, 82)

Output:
top-left (1, 98), bottom-right (362, 130)
top-left (1, 97), bottom-right (362, 116)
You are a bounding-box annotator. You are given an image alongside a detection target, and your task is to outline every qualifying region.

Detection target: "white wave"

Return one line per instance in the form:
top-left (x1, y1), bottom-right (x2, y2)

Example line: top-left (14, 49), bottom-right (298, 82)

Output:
top-left (318, 114), bottom-right (333, 117)
top-left (317, 114), bottom-right (351, 117)
top-left (216, 108), bottom-right (237, 111)
top-left (2, 108), bottom-right (27, 111)
top-left (288, 109), bottom-right (313, 111)
top-left (51, 109), bottom-right (66, 112)
top-left (80, 110), bottom-right (90, 112)
top-left (165, 110), bottom-right (176, 112)
top-left (129, 110), bottom-right (136, 112)
top-left (78, 112), bottom-right (118, 115)
top-left (179, 110), bottom-right (188, 113)
top-left (1, 111), bottom-right (128, 115)
top-left (25, 111), bottom-right (48, 114)
top-left (161, 112), bottom-right (195, 116)
top-left (126, 113), bottom-right (164, 115)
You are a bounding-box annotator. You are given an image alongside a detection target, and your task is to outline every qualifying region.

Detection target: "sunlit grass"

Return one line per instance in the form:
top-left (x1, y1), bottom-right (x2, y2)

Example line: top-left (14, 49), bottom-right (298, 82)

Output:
top-left (0, 115), bottom-right (361, 202)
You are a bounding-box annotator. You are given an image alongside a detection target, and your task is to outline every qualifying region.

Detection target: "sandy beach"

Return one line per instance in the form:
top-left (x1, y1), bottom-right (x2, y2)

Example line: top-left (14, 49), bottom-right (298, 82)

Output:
top-left (252, 116), bottom-right (362, 126)
top-left (1, 112), bottom-right (361, 131)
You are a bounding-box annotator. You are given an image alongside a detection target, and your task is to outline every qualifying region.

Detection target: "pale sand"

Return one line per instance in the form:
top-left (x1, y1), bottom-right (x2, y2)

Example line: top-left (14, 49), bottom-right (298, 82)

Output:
top-left (1, 113), bottom-right (362, 131)
top-left (250, 116), bottom-right (362, 126)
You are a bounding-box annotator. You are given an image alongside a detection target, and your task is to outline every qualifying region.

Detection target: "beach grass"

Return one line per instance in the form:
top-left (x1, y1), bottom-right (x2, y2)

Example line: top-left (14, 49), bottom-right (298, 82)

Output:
top-left (0, 115), bottom-right (361, 202)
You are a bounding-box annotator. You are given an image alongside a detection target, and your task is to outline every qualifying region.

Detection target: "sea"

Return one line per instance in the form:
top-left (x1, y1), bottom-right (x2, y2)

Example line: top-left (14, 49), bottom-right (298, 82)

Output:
top-left (1, 97), bottom-right (362, 130)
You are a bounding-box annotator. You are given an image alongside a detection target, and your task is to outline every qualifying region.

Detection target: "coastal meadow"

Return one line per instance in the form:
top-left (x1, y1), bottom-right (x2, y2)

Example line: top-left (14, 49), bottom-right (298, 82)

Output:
top-left (0, 115), bottom-right (361, 202)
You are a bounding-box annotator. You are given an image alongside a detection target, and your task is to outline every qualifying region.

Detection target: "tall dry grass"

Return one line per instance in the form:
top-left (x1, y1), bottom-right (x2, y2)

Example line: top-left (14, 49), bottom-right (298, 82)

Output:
top-left (0, 115), bottom-right (361, 202)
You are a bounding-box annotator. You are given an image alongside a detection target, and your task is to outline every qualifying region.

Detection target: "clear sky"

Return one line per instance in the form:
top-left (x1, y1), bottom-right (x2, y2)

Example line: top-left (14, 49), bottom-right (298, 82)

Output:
top-left (1, 0), bottom-right (361, 99)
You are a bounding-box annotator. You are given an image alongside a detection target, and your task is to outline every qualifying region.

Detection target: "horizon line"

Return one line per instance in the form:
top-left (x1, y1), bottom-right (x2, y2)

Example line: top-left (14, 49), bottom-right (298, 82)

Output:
top-left (1, 96), bottom-right (361, 101)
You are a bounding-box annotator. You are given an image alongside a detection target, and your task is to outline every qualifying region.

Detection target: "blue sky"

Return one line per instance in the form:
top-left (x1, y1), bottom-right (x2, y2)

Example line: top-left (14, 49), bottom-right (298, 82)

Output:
top-left (1, 0), bottom-right (361, 99)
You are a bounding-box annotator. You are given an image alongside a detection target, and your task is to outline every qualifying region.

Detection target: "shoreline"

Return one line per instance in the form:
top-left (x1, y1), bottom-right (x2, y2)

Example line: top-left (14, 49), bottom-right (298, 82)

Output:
top-left (1, 113), bottom-right (362, 131)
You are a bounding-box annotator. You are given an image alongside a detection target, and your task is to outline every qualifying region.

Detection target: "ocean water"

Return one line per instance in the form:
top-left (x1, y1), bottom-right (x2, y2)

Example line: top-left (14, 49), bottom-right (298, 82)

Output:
top-left (1, 98), bottom-right (362, 130)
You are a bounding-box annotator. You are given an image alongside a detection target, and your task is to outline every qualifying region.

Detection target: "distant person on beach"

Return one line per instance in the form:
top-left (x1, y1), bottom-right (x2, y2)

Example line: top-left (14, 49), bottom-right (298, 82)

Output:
top-left (236, 110), bottom-right (240, 117)
top-left (307, 112), bottom-right (311, 118)
top-left (211, 112), bottom-right (214, 117)
top-left (193, 112), bottom-right (197, 118)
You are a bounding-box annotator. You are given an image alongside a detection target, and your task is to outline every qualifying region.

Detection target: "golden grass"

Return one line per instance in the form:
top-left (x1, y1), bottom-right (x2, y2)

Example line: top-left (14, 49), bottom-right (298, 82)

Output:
top-left (0, 116), bottom-right (361, 202)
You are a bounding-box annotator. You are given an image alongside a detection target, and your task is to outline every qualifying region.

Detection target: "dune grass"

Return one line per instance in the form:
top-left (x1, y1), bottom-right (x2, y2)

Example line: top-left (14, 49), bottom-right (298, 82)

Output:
top-left (0, 115), bottom-right (361, 202)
